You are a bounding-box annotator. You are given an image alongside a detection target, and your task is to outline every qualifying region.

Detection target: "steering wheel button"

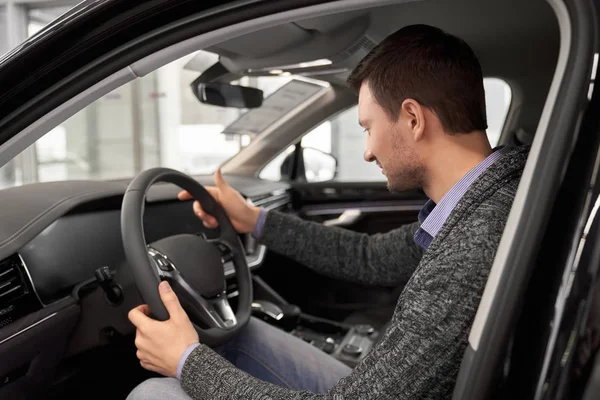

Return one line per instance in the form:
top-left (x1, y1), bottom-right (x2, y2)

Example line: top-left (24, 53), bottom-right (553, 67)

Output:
top-left (216, 243), bottom-right (230, 254)
top-left (224, 319), bottom-right (235, 327)
top-left (156, 258), bottom-right (172, 271)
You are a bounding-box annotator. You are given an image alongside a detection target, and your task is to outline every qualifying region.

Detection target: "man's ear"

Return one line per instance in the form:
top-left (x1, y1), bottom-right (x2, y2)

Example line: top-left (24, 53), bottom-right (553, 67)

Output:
top-left (401, 99), bottom-right (425, 142)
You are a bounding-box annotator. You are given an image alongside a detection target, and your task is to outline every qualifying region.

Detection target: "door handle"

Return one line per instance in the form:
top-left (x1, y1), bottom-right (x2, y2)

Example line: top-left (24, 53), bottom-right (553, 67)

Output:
top-left (323, 209), bottom-right (362, 227)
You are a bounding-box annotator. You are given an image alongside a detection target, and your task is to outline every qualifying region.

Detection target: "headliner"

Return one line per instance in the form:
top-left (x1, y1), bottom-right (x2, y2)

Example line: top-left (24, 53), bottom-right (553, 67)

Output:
top-left (196, 0), bottom-right (559, 137)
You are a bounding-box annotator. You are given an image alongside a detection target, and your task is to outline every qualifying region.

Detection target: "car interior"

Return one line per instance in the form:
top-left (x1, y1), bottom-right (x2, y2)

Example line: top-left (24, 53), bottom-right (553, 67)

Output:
top-left (0, 0), bottom-right (565, 398)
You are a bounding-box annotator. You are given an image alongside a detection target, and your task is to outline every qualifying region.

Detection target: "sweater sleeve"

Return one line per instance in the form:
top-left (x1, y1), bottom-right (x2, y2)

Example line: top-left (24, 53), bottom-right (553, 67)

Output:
top-left (256, 210), bottom-right (424, 286)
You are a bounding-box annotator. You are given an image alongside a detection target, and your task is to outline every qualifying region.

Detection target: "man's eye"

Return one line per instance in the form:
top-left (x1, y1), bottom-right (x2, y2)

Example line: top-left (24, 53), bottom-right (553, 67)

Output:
top-left (363, 128), bottom-right (370, 135)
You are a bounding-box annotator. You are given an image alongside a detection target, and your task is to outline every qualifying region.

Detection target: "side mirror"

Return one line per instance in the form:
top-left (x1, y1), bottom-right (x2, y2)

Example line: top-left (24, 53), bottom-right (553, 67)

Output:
top-left (302, 147), bottom-right (337, 182)
top-left (192, 82), bottom-right (263, 109)
top-left (279, 147), bottom-right (337, 182)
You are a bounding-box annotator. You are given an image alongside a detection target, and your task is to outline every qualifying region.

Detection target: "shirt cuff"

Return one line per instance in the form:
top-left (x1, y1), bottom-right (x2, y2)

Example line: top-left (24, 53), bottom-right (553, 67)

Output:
top-left (176, 342), bottom-right (200, 380)
top-left (251, 208), bottom-right (269, 239)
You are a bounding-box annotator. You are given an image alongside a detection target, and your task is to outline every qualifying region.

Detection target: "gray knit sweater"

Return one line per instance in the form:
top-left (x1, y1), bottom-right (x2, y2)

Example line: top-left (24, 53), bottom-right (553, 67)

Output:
top-left (181, 146), bottom-right (528, 399)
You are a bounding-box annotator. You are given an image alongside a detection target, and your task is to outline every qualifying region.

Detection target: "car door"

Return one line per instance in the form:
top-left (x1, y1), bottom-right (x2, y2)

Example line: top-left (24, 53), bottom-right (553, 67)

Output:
top-left (450, 0), bottom-right (600, 398)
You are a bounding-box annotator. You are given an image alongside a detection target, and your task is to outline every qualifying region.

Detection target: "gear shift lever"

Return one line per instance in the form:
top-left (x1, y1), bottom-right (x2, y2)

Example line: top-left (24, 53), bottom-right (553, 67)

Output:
top-left (252, 301), bottom-right (283, 321)
top-left (251, 300), bottom-right (300, 331)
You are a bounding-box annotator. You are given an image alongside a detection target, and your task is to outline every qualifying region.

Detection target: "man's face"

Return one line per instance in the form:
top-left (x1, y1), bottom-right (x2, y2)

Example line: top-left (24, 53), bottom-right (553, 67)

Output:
top-left (358, 82), bottom-right (425, 192)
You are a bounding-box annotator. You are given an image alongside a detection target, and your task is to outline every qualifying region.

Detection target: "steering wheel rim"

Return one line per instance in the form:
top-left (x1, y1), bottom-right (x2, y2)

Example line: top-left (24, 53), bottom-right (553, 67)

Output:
top-left (121, 167), bottom-right (252, 346)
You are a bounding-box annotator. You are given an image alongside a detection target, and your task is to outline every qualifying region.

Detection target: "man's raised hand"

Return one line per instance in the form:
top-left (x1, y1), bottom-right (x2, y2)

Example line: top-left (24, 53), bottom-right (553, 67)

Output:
top-left (177, 169), bottom-right (260, 234)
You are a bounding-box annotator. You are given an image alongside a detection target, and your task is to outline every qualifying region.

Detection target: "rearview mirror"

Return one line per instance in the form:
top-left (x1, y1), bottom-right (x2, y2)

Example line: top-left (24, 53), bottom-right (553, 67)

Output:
top-left (192, 82), bottom-right (263, 109)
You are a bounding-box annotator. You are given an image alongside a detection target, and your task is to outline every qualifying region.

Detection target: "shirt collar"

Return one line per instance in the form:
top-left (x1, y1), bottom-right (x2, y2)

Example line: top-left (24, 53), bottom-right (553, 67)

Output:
top-left (419, 146), bottom-right (510, 240)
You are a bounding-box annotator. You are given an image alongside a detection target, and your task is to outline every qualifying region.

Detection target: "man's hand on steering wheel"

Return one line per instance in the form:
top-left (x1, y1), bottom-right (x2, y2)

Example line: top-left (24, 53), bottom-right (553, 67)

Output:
top-left (129, 281), bottom-right (199, 377)
top-left (177, 169), bottom-right (260, 233)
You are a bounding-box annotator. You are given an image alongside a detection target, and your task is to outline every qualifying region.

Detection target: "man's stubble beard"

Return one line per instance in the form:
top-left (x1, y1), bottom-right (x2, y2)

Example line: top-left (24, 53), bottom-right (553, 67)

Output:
top-left (386, 163), bottom-right (426, 193)
top-left (385, 129), bottom-right (426, 193)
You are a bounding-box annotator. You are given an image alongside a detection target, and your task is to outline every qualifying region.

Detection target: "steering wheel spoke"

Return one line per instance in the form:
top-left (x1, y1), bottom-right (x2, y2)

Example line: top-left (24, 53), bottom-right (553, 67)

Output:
top-left (169, 272), bottom-right (237, 329)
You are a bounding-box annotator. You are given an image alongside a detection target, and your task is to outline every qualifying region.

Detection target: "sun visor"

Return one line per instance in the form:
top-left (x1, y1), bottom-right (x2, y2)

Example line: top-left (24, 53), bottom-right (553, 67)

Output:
top-left (222, 79), bottom-right (329, 136)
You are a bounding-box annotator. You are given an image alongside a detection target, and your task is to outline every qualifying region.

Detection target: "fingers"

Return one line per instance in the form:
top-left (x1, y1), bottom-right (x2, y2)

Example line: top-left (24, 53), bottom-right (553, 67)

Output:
top-left (137, 304), bottom-right (151, 316)
top-left (179, 186), bottom-right (220, 201)
top-left (158, 281), bottom-right (184, 318)
top-left (214, 169), bottom-right (228, 190)
top-left (193, 200), bottom-right (219, 229)
top-left (177, 190), bottom-right (193, 201)
top-left (179, 184), bottom-right (222, 229)
top-left (204, 186), bottom-right (220, 199)
top-left (134, 331), bottom-right (159, 373)
top-left (128, 305), bottom-right (153, 328)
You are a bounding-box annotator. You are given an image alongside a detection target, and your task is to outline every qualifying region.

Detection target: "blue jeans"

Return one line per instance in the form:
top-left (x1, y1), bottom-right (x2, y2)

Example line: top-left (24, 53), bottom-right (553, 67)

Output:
top-left (127, 317), bottom-right (352, 399)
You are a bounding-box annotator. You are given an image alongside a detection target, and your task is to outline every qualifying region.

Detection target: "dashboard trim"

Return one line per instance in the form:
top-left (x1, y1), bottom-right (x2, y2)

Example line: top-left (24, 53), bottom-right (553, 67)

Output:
top-left (224, 244), bottom-right (267, 278)
top-left (16, 253), bottom-right (47, 308)
top-left (0, 312), bottom-right (57, 346)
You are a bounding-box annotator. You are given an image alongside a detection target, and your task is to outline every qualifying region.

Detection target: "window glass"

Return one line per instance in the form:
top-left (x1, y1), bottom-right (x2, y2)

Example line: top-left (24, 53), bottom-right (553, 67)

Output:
top-left (0, 6), bottom-right (7, 56)
top-left (484, 78), bottom-right (512, 147)
top-left (260, 78), bottom-right (512, 182)
top-left (0, 50), bottom-right (327, 189)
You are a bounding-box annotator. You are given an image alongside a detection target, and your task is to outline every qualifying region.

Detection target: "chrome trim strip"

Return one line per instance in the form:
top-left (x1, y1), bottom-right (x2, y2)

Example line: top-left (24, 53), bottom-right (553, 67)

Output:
top-left (248, 245), bottom-right (267, 268)
top-left (323, 209), bottom-right (362, 227)
top-left (0, 312), bottom-right (58, 346)
top-left (303, 204), bottom-right (424, 216)
top-left (253, 193), bottom-right (292, 208)
top-left (0, 268), bottom-right (14, 279)
top-left (0, 285), bottom-right (22, 298)
top-left (17, 253), bottom-right (46, 308)
top-left (262, 199), bottom-right (292, 211)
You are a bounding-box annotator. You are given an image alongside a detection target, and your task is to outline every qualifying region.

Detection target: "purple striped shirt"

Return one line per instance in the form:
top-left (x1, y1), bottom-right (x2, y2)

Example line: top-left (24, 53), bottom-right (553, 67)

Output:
top-left (413, 146), bottom-right (510, 249)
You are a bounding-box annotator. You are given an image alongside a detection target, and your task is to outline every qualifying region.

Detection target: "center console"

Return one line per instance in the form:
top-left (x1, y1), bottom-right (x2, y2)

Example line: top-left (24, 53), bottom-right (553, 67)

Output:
top-left (250, 298), bottom-right (380, 367)
top-left (291, 316), bottom-right (379, 367)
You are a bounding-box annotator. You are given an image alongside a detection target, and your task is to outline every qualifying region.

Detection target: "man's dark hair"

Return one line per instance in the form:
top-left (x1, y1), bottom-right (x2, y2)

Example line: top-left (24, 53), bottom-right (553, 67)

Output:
top-left (347, 24), bottom-right (487, 133)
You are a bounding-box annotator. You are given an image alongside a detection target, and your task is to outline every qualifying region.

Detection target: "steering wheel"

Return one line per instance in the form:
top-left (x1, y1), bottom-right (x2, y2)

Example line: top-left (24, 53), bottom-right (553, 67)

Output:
top-left (121, 168), bottom-right (252, 346)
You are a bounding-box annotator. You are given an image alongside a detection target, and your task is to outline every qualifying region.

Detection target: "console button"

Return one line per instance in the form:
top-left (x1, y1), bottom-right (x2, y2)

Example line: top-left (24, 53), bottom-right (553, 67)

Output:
top-left (355, 324), bottom-right (375, 336)
top-left (323, 338), bottom-right (336, 354)
top-left (342, 343), bottom-right (362, 356)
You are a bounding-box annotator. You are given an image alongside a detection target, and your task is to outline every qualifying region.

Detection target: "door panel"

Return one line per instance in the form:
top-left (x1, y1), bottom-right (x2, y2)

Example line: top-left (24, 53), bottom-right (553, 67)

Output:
top-left (256, 181), bottom-right (427, 327)
top-left (294, 181), bottom-right (426, 234)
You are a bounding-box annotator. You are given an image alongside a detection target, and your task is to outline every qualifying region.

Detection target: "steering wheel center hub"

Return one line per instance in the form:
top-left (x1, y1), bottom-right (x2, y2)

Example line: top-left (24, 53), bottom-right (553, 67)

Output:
top-left (149, 234), bottom-right (225, 298)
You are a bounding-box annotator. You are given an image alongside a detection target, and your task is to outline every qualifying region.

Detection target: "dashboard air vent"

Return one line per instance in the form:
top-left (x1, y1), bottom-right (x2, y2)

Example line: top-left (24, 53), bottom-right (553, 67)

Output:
top-left (0, 257), bottom-right (27, 305)
top-left (0, 255), bottom-right (42, 329)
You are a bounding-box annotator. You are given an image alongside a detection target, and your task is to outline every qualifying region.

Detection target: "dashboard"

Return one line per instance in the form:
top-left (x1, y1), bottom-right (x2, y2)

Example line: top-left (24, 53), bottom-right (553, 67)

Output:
top-left (0, 174), bottom-right (291, 397)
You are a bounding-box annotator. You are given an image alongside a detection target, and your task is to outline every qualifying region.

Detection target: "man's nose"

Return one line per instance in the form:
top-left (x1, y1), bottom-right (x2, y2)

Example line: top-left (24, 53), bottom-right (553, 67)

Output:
top-left (364, 148), bottom-right (375, 162)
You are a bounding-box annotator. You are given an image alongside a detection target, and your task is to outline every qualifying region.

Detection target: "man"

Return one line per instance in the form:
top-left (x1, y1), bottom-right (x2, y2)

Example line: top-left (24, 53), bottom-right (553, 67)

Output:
top-left (127, 24), bottom-right (528, 399)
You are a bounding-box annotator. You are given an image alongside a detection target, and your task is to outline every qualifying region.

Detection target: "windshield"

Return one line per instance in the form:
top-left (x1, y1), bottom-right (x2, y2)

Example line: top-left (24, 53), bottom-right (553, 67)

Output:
top-left (0, 51), bottom-right (329, 189)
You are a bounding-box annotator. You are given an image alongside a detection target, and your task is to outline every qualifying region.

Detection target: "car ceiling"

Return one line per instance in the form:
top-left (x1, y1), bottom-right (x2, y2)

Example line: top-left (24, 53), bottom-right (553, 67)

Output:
top-left (195, 0), bottom-right (559, 141)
